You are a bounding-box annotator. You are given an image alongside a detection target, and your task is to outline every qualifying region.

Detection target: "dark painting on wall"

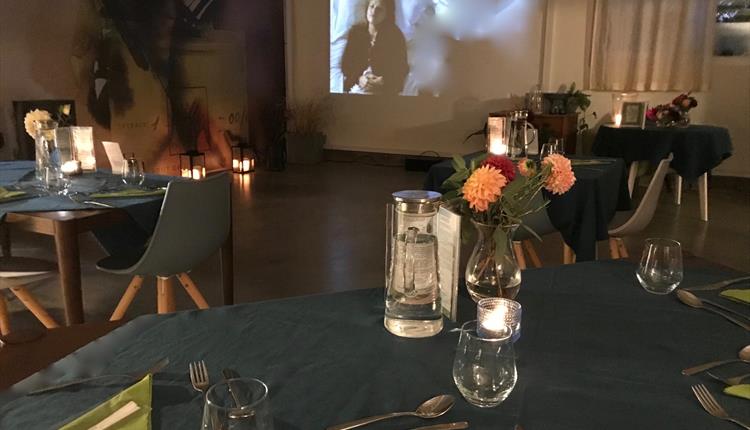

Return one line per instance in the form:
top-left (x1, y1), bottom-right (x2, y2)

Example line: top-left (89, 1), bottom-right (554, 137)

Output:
top-left (12, 100), bottom-right (77, 160)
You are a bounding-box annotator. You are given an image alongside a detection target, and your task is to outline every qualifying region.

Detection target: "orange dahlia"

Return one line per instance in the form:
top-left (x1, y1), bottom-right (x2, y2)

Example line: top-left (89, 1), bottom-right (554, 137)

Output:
top-left (463, 166), bottom-right (508, 212)
top-left (542, 154), bottom-right (576, 195)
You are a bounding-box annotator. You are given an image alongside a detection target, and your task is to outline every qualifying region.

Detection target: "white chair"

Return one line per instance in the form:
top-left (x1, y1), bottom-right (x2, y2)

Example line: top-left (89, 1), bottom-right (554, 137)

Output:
top-left (626, 161), bottom-right (708, 221)
top-left (0, 257), bottom-right (60, 335)
top-left (97, 172), bottom-right (231, 320)
top-left (608, 154), bottom-right (674, 259)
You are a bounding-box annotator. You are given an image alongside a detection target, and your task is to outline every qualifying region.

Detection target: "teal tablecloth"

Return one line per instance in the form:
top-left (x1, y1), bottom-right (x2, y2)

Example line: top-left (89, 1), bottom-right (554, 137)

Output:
top-left (0, 160), bottom-right (172, 255)
top-left (1, 260), bottom-right (747, 429)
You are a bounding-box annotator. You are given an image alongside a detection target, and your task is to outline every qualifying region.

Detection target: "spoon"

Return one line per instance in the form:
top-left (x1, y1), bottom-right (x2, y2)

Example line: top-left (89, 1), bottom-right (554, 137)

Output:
top-left (675, 290), bottom-right (750, 331)
top-left (707, 371), bottom-right (750, 386)
top-left (682, 345), bottom-right (750, 375)
top-left (326, 395), bottom-right (455, 430)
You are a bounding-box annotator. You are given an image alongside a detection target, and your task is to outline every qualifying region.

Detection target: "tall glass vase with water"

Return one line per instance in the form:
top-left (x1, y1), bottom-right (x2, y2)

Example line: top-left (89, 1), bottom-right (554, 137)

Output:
top-left (34, 119), bottom-right (57, 182)
top-left (384, 190), bottom-right (443, 338)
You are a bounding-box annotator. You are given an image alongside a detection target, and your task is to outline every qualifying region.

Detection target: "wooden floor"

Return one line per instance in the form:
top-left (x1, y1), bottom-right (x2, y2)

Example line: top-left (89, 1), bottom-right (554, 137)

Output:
top-left (4, 161), bottom-right (749, 331)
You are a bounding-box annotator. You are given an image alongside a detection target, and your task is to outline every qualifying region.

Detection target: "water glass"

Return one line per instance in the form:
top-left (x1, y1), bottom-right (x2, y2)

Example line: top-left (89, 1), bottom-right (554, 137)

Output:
top-left (540, 138), bottom-right (563, 159)
top-left (122, 157), bottom-right (145, 188)
top-left (203, 378), bottom-right (274, 430)
top-left (636, 238), bottom-right (683, 294)
top-left (453, 320), bottom-right (517, 408)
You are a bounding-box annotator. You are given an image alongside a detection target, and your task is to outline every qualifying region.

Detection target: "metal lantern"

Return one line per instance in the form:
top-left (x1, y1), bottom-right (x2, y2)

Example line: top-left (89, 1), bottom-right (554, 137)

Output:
top-left (231, 145), bottom-right (255, 174)
top-left (179, 150), bottom-right (206, 180)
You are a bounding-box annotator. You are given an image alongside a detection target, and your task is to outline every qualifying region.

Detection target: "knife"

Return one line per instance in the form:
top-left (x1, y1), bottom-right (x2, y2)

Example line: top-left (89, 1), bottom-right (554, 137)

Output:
top-left (28, 357), bottom-right (169, 395)
top-left (682, 276), bottom-right (750, 292)
top-left (222, 368), bottom-right (245, 409)
top-left (408, 421), bottom-right (469, 430)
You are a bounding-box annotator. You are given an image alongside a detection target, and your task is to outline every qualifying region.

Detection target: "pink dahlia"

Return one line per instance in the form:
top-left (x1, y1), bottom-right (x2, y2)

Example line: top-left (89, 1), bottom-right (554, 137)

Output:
top-left (463, 166), bottom-right (508, 212)
top-left (542, 154), bottom-right (576, 195)
top-left (482, 155), bottom-right (516, 182)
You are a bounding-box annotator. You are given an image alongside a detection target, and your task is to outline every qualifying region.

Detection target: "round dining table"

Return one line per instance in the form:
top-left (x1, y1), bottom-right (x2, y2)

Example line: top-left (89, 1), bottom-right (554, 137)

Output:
top-left (1, 259), bottom-right (747, 429)
top-left (424, 153), bottom-right (631, 261)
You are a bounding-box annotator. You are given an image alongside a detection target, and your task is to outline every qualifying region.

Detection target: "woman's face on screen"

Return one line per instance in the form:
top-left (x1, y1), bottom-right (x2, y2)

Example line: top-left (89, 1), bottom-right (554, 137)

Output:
top-left (367, 0), bottom-right (387, 26)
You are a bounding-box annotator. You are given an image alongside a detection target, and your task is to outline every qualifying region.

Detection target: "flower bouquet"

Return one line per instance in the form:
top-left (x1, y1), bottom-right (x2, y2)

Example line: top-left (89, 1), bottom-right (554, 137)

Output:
top-left (441, 153), bottom-right (575, 300)
top-left (646, 93), bottom-right (697, 127)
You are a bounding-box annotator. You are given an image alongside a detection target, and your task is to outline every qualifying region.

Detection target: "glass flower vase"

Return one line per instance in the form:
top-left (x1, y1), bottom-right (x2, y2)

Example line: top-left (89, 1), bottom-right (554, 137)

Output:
top-left (465, 221), bottom-right (522, 302)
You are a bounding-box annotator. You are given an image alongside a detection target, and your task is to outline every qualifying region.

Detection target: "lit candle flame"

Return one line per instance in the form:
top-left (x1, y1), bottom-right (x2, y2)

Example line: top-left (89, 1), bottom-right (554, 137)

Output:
top-left (614, 113), bottom-right (622, 127)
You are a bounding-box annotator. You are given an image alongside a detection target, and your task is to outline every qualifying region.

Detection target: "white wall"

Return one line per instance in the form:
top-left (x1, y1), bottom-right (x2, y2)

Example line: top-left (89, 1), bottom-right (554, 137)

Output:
top-left (0, 0), bottom-right (98, 160)
top-left (288, 0), bottom-right (750, 177)
top-left (289, 0), bottom-right (546, 156)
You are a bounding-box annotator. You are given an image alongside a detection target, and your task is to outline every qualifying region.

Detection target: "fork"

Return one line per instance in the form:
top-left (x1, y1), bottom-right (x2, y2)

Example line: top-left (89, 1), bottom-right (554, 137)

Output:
top-left (691, 384), bottom-right (750, 429)
top-left (189, 360), bottom-right (210, 395)
top-left (707, 371), bottom-right (750, 386)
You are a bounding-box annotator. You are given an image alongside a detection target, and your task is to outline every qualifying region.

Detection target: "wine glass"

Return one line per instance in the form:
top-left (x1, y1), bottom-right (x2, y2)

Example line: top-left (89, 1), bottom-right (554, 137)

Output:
top-left (121, 156), bottom-right (145, 188)
top-left (540, 138), bottom-right (563, 159)
top-left (203, 378), bottom-right (274, 429)
top-left (636, 238), bottom-right (683, 294)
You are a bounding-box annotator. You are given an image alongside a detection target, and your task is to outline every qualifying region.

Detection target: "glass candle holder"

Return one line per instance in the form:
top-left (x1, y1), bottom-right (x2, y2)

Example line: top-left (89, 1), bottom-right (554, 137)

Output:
top-left (453, 320), bottom-right (517, 408)
top-left (477, 298), bottom-right (522, 342)
top-left (203, 378), bottom-right (274, 430)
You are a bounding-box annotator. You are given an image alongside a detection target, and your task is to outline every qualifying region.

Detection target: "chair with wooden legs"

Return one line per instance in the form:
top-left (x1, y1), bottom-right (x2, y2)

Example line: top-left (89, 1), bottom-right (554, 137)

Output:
top-left (607, 154), bottom-right (673, 259)
top-left (96, 172), bottom-right (231, 320)
top-left (511, 191), bottom-right (557, 269)
top-left (0, 257), bottom-right (60, 335)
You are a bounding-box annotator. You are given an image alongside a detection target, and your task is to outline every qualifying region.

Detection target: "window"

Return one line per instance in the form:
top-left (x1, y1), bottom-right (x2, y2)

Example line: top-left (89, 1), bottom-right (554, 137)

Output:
top-left (715, 0), bottom-right (750, 56)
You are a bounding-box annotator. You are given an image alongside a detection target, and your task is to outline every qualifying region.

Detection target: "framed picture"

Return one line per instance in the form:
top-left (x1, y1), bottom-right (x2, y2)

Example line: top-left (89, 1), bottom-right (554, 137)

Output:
top-left (12, 100), bottom-right (76, 159)
top-left (621, 101), bottom-right (647, 128)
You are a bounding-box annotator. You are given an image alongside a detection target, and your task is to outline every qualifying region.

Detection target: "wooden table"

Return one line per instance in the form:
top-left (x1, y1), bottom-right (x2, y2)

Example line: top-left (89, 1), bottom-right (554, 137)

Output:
top-left (3, 209), bottom-right (234, 326)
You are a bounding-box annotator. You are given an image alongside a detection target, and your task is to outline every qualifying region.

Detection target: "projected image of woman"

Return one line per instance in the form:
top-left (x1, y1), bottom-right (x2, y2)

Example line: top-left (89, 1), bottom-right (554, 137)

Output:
top-left (341, 0), bottom-right (408, 95)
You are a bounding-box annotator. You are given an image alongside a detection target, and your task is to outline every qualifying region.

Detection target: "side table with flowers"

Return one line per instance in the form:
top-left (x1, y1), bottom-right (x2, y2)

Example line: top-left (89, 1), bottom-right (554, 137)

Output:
top-left (441, 153), bottom-right (576, 301)
top-left (647, 92), bottom-right (698, 127)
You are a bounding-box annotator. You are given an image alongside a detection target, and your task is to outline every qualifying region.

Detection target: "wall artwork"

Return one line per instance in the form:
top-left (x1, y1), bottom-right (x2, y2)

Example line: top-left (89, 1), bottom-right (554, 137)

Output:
top-left (72, 0), bottom-right (248, 174)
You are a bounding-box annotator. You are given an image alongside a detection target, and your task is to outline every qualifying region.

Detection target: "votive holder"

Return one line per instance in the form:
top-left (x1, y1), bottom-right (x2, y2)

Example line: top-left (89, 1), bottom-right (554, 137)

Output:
top-left (477, 298), bottom-right (522, 342)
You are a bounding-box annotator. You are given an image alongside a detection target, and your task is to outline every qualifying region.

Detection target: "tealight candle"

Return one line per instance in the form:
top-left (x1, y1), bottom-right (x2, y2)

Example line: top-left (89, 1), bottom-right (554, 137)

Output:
top-left (614, 113), bottom-right (622, 127)
top-left (61, 160), bottom-right (82, 176)
top-left (488, 137), bottom-right (507, 156)
top-left (477, 298), bottom-right (522, 341)
top-left (181, 168), bottom-right (192, 178)
top-left (232, 159), bottom-right (239, 170)
top-left (242, 158), bottom-right (251, 172)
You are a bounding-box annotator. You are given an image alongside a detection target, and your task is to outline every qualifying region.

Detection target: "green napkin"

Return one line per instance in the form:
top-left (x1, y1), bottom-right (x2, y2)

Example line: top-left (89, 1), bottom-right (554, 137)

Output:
top-left (720, 289), bottom-right (750, 305)
top-left (90, 189), bottom-right (165, 199)
top-left (724, 384), bottom-right (750, 401)
top-left (0, 186), bottom-right (26, 202)
top-left (59, 375), bottom-right (152, 430)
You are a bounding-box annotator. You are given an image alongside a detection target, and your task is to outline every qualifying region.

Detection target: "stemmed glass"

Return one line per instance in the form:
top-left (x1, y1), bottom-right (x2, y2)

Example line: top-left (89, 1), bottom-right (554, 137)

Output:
top-left (636, 238), bottom-right (683, 294)
top-left (203, 378), bottom-right (274, 429)
top-left (453, 320), bottom-right (517, 408)
top-left (121, 156), bottom-right (145, 188)
top-left (540, 138), bottom-right (564, 159)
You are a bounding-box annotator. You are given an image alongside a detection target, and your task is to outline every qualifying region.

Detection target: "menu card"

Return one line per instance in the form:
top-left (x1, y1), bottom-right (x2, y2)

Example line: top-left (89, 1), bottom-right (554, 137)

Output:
top-left (437, 206), bottom-right (462, 321)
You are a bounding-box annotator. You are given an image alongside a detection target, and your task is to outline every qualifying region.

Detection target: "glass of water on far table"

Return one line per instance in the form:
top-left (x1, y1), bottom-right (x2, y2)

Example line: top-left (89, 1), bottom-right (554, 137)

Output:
top-left (636, 238), bottom-right (683, 294)
top-left (121, 155), bottom-right (145, 188)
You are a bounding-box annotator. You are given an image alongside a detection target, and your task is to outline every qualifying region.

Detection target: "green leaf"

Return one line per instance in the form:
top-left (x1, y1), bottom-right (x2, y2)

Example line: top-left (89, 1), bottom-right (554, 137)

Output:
top-left (470, 153), bottom-right (489, 170)
top-left (451, 154), bottom-right (466, 171)
top-left (445, 169), bottom-right (469, 184)
top-left (493, 227), bottom-right (507, 261)
top-left (520, 223), bottom-right (543, 242)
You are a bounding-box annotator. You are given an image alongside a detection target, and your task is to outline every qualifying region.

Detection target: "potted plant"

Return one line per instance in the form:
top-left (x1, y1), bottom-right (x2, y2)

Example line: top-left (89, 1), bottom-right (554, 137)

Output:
top-left (285, 97), bottom-right (331, 164)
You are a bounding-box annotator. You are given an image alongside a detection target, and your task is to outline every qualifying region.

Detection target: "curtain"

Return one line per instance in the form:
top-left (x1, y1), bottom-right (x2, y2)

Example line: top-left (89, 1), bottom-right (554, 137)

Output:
top-left (587, 0), bottom-right (716, 91)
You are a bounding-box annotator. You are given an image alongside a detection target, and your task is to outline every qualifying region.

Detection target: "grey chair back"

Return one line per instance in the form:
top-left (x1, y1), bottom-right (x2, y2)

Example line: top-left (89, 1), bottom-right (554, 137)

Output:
top-left (130, 172), bottom-right (231, 277)
top-left (609, 154), bottom-right (673, 237)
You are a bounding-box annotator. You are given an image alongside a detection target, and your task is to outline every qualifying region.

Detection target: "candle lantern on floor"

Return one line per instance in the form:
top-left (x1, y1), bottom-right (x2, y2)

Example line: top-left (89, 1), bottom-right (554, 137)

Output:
top-left (231, 145), bottom-right (255, 174)
top-left (179, 150), bottom-right (206, 180)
